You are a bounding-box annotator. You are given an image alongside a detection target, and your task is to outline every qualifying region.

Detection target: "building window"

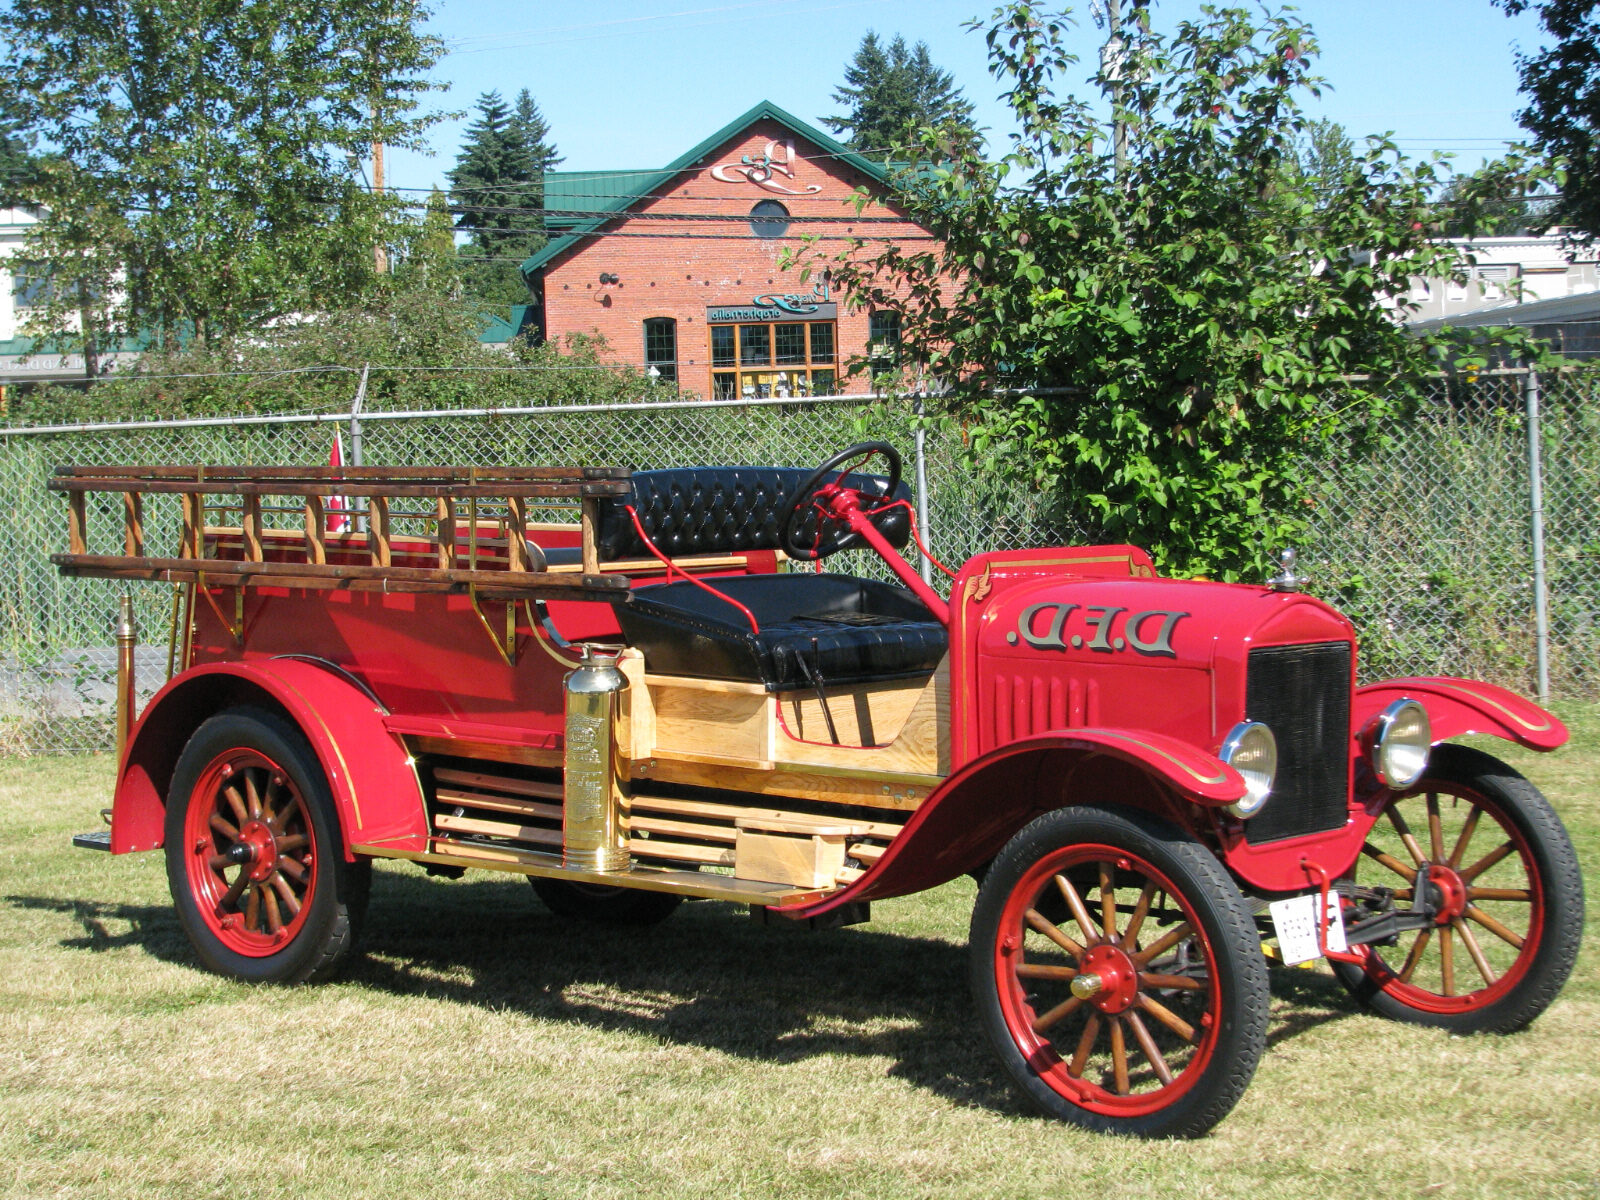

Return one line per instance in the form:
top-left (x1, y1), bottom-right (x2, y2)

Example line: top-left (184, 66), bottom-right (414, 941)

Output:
top-left (869, 310), bottom-right (901, 380)
top-left (749, 200), bottom-right (790, 239)
top-left (710, 320), bottom-right (837, 400)
top-left (644, 317), bottom-right (677, 384)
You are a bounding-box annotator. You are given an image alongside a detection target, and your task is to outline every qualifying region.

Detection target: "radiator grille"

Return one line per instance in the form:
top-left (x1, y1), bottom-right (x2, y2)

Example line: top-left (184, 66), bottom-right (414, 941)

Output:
top-left (1243, 642), bottom-right (1352, 844)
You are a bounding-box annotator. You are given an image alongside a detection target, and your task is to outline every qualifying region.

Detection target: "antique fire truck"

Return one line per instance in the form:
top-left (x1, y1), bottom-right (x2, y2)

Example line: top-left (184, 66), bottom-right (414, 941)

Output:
top-left (57, 443), bottom-right (1583, 1138)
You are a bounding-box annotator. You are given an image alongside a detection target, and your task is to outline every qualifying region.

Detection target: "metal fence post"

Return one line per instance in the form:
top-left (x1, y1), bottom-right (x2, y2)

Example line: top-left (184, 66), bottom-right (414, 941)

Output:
top-left (349, 363), bottom-right (369, 467)
top-left (1525, 366), bottom-right (1551, 703)
top-left (913, 393), bottom-right (932, 587)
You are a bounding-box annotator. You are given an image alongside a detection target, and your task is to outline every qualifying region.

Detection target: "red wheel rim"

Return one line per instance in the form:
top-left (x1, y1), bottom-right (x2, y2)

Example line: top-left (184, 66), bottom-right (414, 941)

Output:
top-left (1353, 780), bottom-right (1543, 1014)
top-left (993, 843), bottom-right (1223, 1118)
top-left (181, 747), bottom-right (318, 957)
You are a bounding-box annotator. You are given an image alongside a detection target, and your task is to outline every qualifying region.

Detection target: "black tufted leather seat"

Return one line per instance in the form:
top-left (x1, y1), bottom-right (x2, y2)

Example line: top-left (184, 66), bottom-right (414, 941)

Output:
top-left (602, 467), bottom-right (946, 690)
top-left (594, 466), bottom-right (912, 560)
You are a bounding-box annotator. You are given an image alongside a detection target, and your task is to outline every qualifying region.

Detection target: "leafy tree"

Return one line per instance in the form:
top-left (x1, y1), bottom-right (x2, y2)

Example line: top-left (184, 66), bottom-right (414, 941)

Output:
top-left (449, 89), bottom-right (559, 306)
top-left (823, 32), bottom-right (978, 159)
top-left (1494, 0), bottom-right (1600, 237)
top-left (822, 3), bottom-right (1467, 579)
top-left (0, 0), bottom-right (446, 359)
top-left (398, 187), bottom-right (460, 295)
top-left (0, 101), bottom-right (37, 208)
top-left (1435, 165), bottom-right (1558, 237)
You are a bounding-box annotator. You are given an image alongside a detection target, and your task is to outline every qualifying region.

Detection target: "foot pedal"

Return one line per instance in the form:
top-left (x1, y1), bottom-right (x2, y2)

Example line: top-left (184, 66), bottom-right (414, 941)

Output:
top-left (72, 831), bottom-right (112, 851)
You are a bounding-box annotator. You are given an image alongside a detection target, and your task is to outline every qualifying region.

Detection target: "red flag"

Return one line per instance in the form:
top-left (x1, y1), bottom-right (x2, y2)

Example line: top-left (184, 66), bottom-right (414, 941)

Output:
top-left (328, 431), bottom-right (350, 533)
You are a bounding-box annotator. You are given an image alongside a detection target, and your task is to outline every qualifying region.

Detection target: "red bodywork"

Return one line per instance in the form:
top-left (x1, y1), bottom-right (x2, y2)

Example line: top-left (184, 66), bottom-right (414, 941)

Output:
top-left (112, 496), bottom-right (1566, 914)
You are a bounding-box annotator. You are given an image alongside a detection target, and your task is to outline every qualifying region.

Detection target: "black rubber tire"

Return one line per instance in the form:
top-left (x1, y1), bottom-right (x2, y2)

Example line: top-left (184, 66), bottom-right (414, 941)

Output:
top-left (164, 708), bottom-right (369, 984)
top-left (971, 804), bottom-right (1269, 1139)
top-left (530, 877), bottom-right (684, 925)
top-left (1331, 744), bottom-right (1584, 1034)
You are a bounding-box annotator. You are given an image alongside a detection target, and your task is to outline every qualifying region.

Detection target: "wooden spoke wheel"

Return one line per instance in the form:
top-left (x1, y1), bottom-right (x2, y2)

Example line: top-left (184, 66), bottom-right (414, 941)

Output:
top-left (1333, 744), bottom-right (1583, 1033)
top-left (165, 709), bottom-right (368, 984)
top-left (971, 805), bottom-right (1268, 1139)
top-left (530, 877), bottom-right (684, 925)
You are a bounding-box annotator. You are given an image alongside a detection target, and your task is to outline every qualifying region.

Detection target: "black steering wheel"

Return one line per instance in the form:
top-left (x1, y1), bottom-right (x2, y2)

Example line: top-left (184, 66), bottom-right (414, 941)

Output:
top-left (778, 441), bottom-right (905, 561)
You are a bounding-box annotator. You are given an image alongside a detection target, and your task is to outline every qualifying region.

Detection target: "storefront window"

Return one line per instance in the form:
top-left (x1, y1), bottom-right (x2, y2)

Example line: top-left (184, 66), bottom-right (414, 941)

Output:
top-left (708, 321), bottom-right (838, 398)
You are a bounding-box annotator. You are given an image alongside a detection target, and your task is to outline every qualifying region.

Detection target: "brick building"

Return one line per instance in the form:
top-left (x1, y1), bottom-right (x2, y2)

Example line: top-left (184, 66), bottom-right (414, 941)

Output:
top-left (519, 100), bottom-right (937, 399)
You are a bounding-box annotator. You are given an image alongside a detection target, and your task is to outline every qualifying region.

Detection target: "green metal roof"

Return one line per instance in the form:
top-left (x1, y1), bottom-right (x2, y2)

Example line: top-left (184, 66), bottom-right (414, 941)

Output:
top-left (520, 99), bottom-right (892, 278)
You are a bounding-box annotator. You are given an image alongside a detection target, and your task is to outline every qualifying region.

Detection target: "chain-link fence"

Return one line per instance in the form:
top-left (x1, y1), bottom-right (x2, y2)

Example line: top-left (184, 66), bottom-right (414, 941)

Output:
top-left (1, 370), bottom-right (1590, 753)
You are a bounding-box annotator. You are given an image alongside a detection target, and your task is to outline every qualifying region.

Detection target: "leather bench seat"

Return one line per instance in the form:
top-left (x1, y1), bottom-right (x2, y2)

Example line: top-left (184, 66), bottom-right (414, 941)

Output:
top-left (615, 572), bottom-right (948, 691)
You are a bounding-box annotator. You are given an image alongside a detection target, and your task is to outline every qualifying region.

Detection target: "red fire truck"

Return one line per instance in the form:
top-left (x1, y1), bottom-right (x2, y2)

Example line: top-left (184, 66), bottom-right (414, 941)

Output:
top-left (56, 443), bottom-right (1583, 1138)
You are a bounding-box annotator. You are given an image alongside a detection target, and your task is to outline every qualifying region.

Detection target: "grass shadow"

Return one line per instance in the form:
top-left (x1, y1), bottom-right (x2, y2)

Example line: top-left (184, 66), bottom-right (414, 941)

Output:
top-left (5, 866), bottom-right (1362, 1119)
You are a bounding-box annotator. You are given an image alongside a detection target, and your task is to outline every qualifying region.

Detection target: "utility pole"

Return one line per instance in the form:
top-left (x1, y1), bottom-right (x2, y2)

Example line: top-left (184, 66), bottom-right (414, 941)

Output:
top-left (1101, 0), bottom-right (1127, 184)
top-left (372, 135), bottom-right (388, 274)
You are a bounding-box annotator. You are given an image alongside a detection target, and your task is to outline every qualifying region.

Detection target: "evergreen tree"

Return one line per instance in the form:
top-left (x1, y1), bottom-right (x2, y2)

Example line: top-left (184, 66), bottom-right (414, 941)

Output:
top-left (823, 32), bottom-right (977, 160)
top-left (449, 90), bottom-right (559, 305)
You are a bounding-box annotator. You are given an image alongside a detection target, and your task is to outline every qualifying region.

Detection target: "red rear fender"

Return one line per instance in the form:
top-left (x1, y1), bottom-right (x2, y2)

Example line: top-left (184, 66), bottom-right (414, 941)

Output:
top-left (113, 660), bottom-right (428, 858)
top-left (1354, 677), bottom-right (1567, 753)
top-left (781, 729), bottom-right (1245, 916)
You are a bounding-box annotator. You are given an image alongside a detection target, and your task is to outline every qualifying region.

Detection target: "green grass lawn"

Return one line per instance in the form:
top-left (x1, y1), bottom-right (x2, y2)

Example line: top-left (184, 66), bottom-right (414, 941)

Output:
top-left (2, 711), bottom-right (1597, 1200)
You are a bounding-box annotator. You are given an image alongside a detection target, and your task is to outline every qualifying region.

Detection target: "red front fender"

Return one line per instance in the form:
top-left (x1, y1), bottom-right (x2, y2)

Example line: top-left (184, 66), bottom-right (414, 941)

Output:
top-left (113, 659), bottom-right (428, 858)
top-left (780, 728), bottom-right (1246, 917)
top-left (1354, 677), bottom-right (1566, 753)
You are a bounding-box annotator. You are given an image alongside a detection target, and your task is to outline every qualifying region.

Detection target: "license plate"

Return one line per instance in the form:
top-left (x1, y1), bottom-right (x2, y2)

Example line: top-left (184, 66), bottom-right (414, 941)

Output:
top-left (1268, 892), bottom-right (1348, 966)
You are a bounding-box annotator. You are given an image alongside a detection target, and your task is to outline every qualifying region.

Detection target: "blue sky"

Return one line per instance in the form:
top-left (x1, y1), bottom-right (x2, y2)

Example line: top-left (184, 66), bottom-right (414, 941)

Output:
top-left (384, 1), bottom-right (1549, 193)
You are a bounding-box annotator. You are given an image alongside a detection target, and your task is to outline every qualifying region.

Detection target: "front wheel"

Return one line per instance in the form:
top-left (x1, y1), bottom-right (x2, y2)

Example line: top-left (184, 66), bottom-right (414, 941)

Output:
top-left (1331, 744), bottom-right (1583, 1033)
top-left (164, 709), bottom-right (369, 984)
top-left (971, 805), bottom-right (1268, 1138)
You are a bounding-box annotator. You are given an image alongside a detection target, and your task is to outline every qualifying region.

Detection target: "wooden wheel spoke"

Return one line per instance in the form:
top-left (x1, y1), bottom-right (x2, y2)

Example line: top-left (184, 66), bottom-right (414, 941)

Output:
top-left (1461, 840), bottom-right (1515, 882)
top-left (1468, 886), bottom-right (1531, 902)
top-left (1426, 793), bottom-right (1445, 862)
top-left (269, 790), bottom-right (303, 837)
top-left (261, 884), bottom-right (284, 934)
top-left (243, 884), bottom-right (261, 931)
top-left (1361, 842), bottom-right (1417, 883)
top-left (1030, 993), bottom-right (1083, 1034)
top-left (1025, 909), bottom-right (1085, 958)
top-left (1453, 918), bottom-right (1497, 986)
top-left (276, 856), bottom-right (308, 884)
top-left (275, 834), bottom-right (308, 853)
top-left (1124, 1009), bottom-right (1175, 1086)
top-left (1397, 928), bottom-right (1431, 984)
top-left (1098, 861), bottom-right (1117, 939)
top-left (206, 853), bottom-right (233, 872)
top-left (223, 784), bottom-right (249, 826)
top-left (209, 813), bottom-right (239, 841)
top-left (270, 874), bottom-right (301, 917)
top-left (244, 771), bottom-right (263, 821)
top-left (217, 870), bottom-right (249, 915)
top-left (1133, 921), bottom-right (1194, 968)
top-left (1136, 992), bottom-right (1198, 1044)
top-left (1108, 1016), bottom-right (1131, 1095)
top-left (1121, 882), bottom-right (1156, 950)
top-left (1054, 873), bottom-right (1101, 946)
top-left (1448, 804), bottom-right (1483, 868)
top-left (1016, 963), bottom-right (1079, 982)
top-left (1138, 972), bottom-right (1205, 991)
top-left (1067, 1013), bottom-right (1101, 1079)
top-left (1440, 925), bottom-right (1456, 996)
top-left (1466, 904), bottom-right (1526, 950)
top-left (1386, 806), bottom-right (1428, 867)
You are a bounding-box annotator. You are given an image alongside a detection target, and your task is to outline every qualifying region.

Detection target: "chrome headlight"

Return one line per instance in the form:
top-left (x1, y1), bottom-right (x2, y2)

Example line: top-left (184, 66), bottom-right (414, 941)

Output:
top-left (1372, 698), bottom-right (1431, 789)
top-left (1220, 721), bottom-right (1277, 819)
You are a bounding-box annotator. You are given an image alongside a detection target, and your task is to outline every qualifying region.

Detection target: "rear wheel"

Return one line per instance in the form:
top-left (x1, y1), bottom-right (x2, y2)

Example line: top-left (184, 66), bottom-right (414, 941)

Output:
top-left (971, 805), bottom-right (1268, 1138)
top-left (164, 709), bottom-right (368, 983)
top-left (1332, 744), bottom-right (1583, 1033)
top-left (530, 877), bottom-right (683, 925)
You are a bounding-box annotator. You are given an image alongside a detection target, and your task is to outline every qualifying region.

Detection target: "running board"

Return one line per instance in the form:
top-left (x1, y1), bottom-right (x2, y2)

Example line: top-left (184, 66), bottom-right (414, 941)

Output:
top-left (72, 831), bottom-right (112, 851)
top-left (354, 838), bottom-right (834, 907)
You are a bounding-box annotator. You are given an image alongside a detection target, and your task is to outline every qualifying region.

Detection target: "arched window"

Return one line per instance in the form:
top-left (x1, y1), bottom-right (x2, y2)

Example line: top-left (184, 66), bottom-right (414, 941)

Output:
top-left (643, 317), bottom-right (677, 384)
top-left (749, 200), bottom-right (790, 239)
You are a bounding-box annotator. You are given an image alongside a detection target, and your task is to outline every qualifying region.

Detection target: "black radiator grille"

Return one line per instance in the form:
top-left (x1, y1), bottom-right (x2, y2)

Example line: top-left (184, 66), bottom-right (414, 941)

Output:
top-left (1243, 642), bottom-right (1352, 844)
